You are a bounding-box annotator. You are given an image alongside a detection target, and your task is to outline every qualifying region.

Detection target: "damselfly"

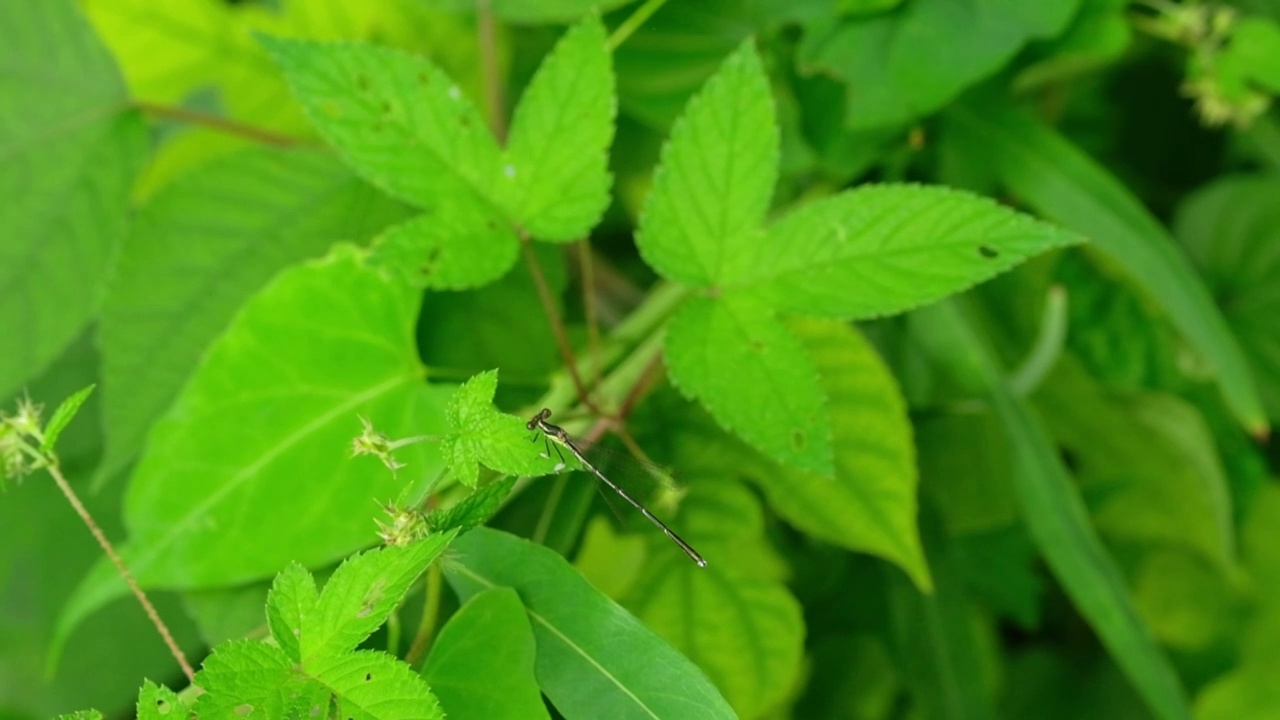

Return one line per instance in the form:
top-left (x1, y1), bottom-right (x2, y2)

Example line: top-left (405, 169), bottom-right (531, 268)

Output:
top-left (526, 408), bottom-right (707, 568)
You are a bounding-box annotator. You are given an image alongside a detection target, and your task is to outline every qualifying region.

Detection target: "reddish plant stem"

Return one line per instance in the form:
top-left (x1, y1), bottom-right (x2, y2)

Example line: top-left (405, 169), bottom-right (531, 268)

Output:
top-left (131, 101), bottom-right (307, 147)
top-left (48, 463), bottom-right (195, 683)
top-left (519, 238), bottom-right (602, 414)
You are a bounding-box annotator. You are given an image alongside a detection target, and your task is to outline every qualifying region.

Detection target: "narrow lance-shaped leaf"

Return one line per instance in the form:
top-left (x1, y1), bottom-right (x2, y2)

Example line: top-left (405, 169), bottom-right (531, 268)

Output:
top-left (913, 300), bottom-right (1190, 720)
top-left (503, 14), bottom-right (616, 241)
top-left (726, 184), bottom-right (1082, 320)
top-left (41, 384), bottom-right (96, 454)
top-left (636, 39), bottom-right (778, 287)
top-left (444, 527), bottom-right (737, 720)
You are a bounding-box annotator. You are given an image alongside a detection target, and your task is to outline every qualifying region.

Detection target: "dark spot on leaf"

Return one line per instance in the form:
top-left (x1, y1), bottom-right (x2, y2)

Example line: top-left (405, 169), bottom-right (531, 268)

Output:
top-left (365, 672), bottom-right (373, 681)
top-left (750, 340), bottom-right (765, 351)
top-left (792, 431), bottom-right (806, 450)
top-left (356, 74), bottom-right (370, 91)
top-left (382, 99), bottom-right (394, 116)
top-left (979, 245), bottom-right (999, 259)
top-left (486, 220), bottom-right (498, 230)
top-left (418, 71), bottom-right (431, 86)
top-left (459, 114), bottom-right (471, 128)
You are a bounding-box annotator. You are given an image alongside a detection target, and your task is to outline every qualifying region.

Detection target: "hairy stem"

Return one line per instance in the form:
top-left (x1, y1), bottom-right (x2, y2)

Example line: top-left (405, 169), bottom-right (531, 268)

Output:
top-left (48, 463), bottom-right (195, 682)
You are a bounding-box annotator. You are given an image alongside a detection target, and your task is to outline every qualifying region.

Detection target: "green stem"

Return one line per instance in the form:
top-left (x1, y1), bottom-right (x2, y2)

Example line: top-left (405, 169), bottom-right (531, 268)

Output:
top-left (406, 562), bottom-right (444, 668)
top-left (608, 0), bottom-right (669, 50)
top-left (1010, 286), bottom-right (1069, 397)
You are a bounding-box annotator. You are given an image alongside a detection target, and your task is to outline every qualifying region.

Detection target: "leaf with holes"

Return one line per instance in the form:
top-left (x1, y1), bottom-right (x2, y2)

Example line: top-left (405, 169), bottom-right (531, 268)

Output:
top-left (136, 679), bottom-right (185, 719)
top-left (261, 36), bottom-right (503, 211)
top-left (726, 184), bottom-right (1082, 320)
top-left (368, 193), bottom-right (518, 290)
top-left (192, 640), bottom-right (329, 717)
top-left (309, 650), bottom-right (444, 719)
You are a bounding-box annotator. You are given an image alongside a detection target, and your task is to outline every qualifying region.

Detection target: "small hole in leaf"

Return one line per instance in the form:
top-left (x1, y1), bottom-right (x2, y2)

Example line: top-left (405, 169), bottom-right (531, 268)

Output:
top-left (234, 704), bottom-right (254, 717)
top-left (978, 245), bottom-right (999, 259)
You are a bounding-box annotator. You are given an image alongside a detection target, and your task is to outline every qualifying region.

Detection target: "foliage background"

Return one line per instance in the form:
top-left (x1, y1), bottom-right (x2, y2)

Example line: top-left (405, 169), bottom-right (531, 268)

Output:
top-left (3, 0), bottom-right (1280, 718)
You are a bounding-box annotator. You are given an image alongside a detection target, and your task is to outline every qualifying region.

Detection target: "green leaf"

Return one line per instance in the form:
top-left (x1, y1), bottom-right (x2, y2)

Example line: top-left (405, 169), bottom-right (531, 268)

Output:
top-left (636, 40), bottom-right (778, 287)
top-left (299, 531), bottom-right (458, 662)
top-left (0, 0), bottom-right (146, 399)
top-left (945, 97), bottom-right (1267, 433)
top-left (727, 184), bottom-right (1082, 319)
top-left (797, 0), bottom-right (1078, 129)
top-left (749, 318), bottom-right (932, 590)
top-left (422, 587), bottom-right (550, 720)
top-left (1174, 173), bottom-right (1280, 423)
top-left (914, 300), bottom-right (1191, 720)
top-left (54, 712), bottom-right (103, 720)
top-left (621, 480), bottom-right (804, 719)
top-left (57, 247), bottom-right (448, 648)
top-left (887, 528), bottom-right (995, 720)
top-left (265, 563), bottom-right (319, 663)
top-left (1013, 0), bottom-right (1132, 91)
top-left (1035, 360), bottom-right (1237, 571)
top-left (98, 148), bottom-right (410, 485)
top-left (440, 371), bottom-right (549, 486)
top-left (368, 196), bottom-right (519, 291)
top-left (665, 296), bottom-right (833, 475)
top-left (41, 384), bottom-right (96, 454)
top-left (261, 36), bottom-right (503, 211)
top-left (193, 639), bottom-right (328, 717)
top-left (427, 476), bottom-right (517, 534)
top-left (444, 527), bottom-right (737, 720)
top-left (503, 15), bottom-right (615, 242)
top-left (308, 650), bottom-right (444, 720)
top-left (136, 679), bottom-right (185, 719)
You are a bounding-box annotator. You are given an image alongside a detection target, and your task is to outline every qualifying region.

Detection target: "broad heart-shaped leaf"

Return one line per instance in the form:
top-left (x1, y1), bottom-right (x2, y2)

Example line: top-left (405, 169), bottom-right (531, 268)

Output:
top-left (422, 587), bottom-right (550, 720)
top-left (502, 14), bottom-right (615, 242)
top-left (665, 295), bottom-right (834, 476)
top-left (368, 193), bottom-right (519, 290)
top-left (796, 0), bottom-right (1077, 130)
top-left (297, 531), bottom-right (458, 662)
top-left (308, 650), bottom-right (444, 719)
top-left (944, 96), bottom-right (1266, 433)
top-left (749, 318), bottom-right (932, 590)
top-left (726, 184), bottom-right (1083, 320)
top-left (913, 301), bottom-right (1190, 720)
top-left (193, 640), bottom-right (329, 717)
top-left (98, 148), bottom-right (411, 485)
top-left (0, 0), bottom-right (146, 399)
top-left (619, 480), bottom-right (804, 719)
top-left (636, 39), bottom-right (778, 287)
top-left (444, 527), bottom-right (737, 720)
top-left (261, 36), bottom-right (503, 212)
top-left (1174, 174), bottom-right (1280, 423)
top-left (57, 246), bottom-right (449, 649)
top-left (136, 679), bottom-right (185, 719)
top-left (440, 371), bottom-right (553, 486)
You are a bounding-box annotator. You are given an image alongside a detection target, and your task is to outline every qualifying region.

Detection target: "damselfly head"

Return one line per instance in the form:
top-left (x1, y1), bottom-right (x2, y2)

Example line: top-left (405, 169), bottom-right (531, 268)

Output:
top-left (526, 407), bottom-right (553, 431)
